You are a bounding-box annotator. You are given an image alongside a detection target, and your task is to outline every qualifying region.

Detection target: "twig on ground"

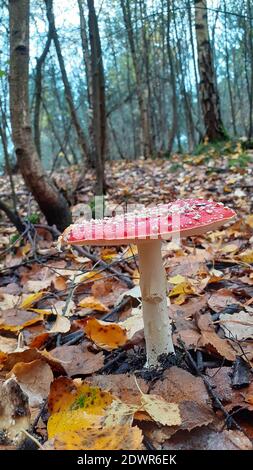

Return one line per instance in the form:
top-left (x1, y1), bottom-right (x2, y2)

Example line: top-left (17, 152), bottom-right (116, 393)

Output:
top-left (177, 338), bottom-right (248, 436)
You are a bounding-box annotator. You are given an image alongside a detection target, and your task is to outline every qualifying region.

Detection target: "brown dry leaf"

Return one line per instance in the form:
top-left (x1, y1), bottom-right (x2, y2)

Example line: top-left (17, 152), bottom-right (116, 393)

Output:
top-left (206, 367), bottom-right (253, 412)
top-left (52, 276), bottom-right (68, 291)
top-left (163, 427), bottom-right (252, 450)
top-left (151, 366), bottom-right (210, 406)
top-left (50, 424), bottom-right (143, 450)
top-left (0, 309), bottom-right (43, 332)
top-left (0, 348), bottom-right (65, 374)
top-left (7, 359), bottom-right (54, 407)
top-left (200, 330), bottom-right (236, 361)
top-left (207, 288), bottom-right (240, 312)
top-left (79, 296), bottom-right (109, 312)
top-left (22, 324), bottom-right (49, 347)
top-left (174, 330), bottom-right (201, 349)
top-left (0, 378), bottom-right (30, 443)
top-left (87, 374), bottom-right (149, 406)
top-left (83, 317), bottom-right (127, 350)
top-left (219, 310), bottom-right (253, 340)
top-left (50, 343), bottom-right (104, 376)
top-left (47, 377), bottom-right (114, 438)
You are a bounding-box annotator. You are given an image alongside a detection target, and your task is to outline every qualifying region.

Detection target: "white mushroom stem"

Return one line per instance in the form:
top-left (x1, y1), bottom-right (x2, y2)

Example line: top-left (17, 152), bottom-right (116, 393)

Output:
top-left (137, 239), bottom-right (175, 368)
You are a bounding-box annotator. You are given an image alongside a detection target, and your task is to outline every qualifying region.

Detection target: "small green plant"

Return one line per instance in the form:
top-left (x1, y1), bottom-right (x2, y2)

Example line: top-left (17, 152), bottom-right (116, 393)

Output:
top-left (228, 153), bottom-right (253, 169)
top-left (169, 163), bottom-right (183, 173)
top-left (10, 233), bottom-right (20, 245)
top-left (27, 213), bottom-right (40, 224)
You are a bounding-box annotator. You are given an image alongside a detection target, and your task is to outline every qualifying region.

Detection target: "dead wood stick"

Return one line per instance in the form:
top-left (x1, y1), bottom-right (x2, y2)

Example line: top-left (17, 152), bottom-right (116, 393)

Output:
top-left (177, 338), bottom-right (248, 436)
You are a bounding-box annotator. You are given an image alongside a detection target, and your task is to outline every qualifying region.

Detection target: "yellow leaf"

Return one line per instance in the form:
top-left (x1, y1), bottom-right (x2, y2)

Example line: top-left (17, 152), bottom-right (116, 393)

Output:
top-left (168, 274), bottom-right (187, 284)
top-left (19, 291), bottom-right (45, 309)
top-left (79, 296), bottom-right (109, 312)
top-left (169, 281), bottom-right (195, 297)
top-left (100, 248), bottom-right (118, 261)
top-left (21, 243), bottom-right (31, 257)
top-left (51, 424), bottom-right (143, 450)
top-left (132, 268), bottom-right (140, 285)
top-left (47, 377), bottom-right (114, 438)
top-left (238, 250), bottom-right (253, 264)
top-left (173, 293), bottom-right (186, 305)
top-left (0, 309), bottom-right (44, 332)
top-left (246, 215), bottom-right (253, 229)
top-left (28, 308), bottom-right (52, 315)
top-left (74, 271), bottom-right (104, 285)
top-left (220, 244), bottom-right (239, 254)
top-left (123, 245), bottom-right (138, 259)
top-left (83, 317), bottom-right (127, 350)
top-left (141, 394), bottom-right (181, 426)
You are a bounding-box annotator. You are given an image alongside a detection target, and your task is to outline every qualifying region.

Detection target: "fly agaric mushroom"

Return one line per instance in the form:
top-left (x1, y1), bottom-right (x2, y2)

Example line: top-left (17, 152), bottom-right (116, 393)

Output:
top-left (59, 199), bottom-right (235, 368)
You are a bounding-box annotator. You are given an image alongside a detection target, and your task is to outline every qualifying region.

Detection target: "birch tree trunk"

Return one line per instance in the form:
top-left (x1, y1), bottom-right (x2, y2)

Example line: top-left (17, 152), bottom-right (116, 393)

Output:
top-left (9, 0), bottom-right (71, 231)
top-left (120, 0), bottom-right (152, 158)
top-left (194, 0), bottom-right (227, 141)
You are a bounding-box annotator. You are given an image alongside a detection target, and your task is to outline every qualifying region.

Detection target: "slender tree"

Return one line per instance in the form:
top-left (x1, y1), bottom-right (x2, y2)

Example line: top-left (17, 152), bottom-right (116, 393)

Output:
top-left (194, 0), bottom-right (227, 141)
top-left (45, 0), bottom-right (90, 162)
top-left (9, 0), bottom-right (71, 231)
top-left (87, 0), bottom-right (106, 195)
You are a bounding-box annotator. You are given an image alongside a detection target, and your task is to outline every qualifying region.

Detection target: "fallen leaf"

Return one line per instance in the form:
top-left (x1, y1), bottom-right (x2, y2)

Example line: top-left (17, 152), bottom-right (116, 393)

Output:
top-left (238, 249), bottom-right (253, 264)
top-left (47, 377), bottom-right (114, 438)
top-left (207, 289), bottom-right (240, 312)
top-left (163, 427), bottom-right (252, 450)
top-left (219, 310), bottom-right (253, 340)
top-left (151, 366), bottom-right (210, 406)
top-left (49, 424), bottom-right (143, 450)
top-left (19, 291), bottom-right (45, 309)
top-left (87, 374), bottom-right (148, 406)
top-left (79, 296), bottom-right (109, 312)
top-left (0, 309), bottom-right (43, 332)
top-left (50, 343), bottom-right (104, 376)
top-left (49, 315), bottom-right (71, 334)
top-left (200, 330), bottom-right (236, 361)
top-left (0, 335), bottom-right (18, 353)
top-left (140, 393), bottom-right (181, 426)
top-left (7, 359), bottom-right (54, 407)
top-left (83, 317), bottom-right (127, 350)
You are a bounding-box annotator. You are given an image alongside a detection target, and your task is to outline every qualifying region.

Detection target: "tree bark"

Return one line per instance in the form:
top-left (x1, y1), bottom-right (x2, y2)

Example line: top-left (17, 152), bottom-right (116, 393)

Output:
top-left (87, 0), bottom-right (106, 195)
top-left (194, 0), bottom-right (227, 141)
top-left (34, 26), bottom-right (52, 158)
top-left (45, 0), bottom-right (90, 162)
top-left (9, 0), bottom-right (71, 231)
top-left (120, 0), bottom-right (152, 158)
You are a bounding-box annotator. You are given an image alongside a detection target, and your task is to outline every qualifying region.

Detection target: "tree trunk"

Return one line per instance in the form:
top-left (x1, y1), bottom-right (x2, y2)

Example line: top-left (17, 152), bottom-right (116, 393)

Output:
top-left (87, 0), bottom-right (106, 195)
top-left (194, 0), bottom-right (227, 141)
top-left (167, 0), bottom-right (178, 154)
top-left (34, 27), bottom-right (52, 158)
top-left (120, 0), bottom-right (152, 158)
top-left (9, 0), bottom-right (71, 231)
top-left (45, 0), bottom-right (90, 162)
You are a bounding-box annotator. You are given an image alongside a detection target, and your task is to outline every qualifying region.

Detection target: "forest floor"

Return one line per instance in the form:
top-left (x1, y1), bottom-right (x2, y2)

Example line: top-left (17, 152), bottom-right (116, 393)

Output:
top-left (0, 142), bottom-right (253, 450)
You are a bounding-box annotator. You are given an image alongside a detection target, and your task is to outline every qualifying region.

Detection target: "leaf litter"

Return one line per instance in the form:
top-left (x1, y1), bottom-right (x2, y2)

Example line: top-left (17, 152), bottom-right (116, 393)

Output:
top-left (0, 154), bottom-right (253, 449)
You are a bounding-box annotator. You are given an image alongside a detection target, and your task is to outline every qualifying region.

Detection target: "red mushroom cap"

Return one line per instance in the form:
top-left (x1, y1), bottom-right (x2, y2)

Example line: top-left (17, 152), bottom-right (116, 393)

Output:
top-left (60, 199), bottom-right (236, 246)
